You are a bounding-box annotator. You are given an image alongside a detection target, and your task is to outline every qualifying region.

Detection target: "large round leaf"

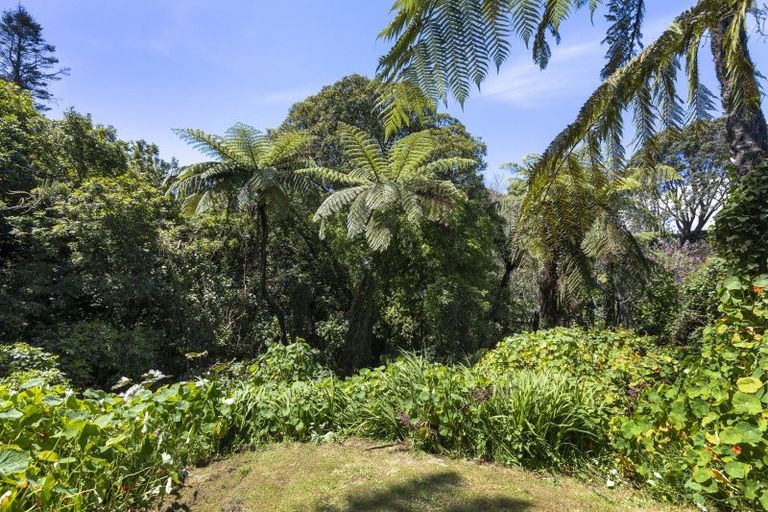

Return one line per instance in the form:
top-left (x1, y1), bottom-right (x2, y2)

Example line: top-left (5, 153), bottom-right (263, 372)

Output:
top-left (0, 450), bottom-right (31, 476)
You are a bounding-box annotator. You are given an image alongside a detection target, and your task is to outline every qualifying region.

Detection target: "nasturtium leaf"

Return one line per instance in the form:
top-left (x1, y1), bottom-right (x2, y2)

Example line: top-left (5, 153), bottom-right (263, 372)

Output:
top-left (752, 275), bottom-right (768, 288)
top-left (759, 491), bottom-right (768, 510)
top-left (724, 276), bottom-right (743, 290)
top-left (0, 409), bottom-right (22, 420)
top-left (692, 466), bottom-right (712, 483)
top-left (0, 450), bottom-right (31, 475)
top-left (737, 377), bottom-right (763, 394)
top-left (720, 423), bottom-right (763, 445)
top-left (724, 460), bottom-right (751, 479)
top-left (733, 392), bottom-right (764, 414)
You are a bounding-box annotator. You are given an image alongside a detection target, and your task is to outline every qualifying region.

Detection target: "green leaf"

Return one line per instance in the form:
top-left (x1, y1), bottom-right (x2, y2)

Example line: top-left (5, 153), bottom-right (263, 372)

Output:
top-left (736, 377), bottom-right (763, 394)
top-left (720, 422), bottom-right (763, 445)
top-left (723, 460), bottom-right (750, 479)
top-left (36, 450), bottom-right (59, 462)
top-left (0, 409), bottom-right (23, 420)
top-left (759, 491), bottom-right (768, 510)
top-left (0, 450), bottom-right (31, 475)
top-left (19, 377), bottom-right (44, 389)
top-left (732, 392), bottom-right (763, 414)
top-left (723, 276), bottom-right (743, 290)
top-left (692, 466), bottom-right (711, 483)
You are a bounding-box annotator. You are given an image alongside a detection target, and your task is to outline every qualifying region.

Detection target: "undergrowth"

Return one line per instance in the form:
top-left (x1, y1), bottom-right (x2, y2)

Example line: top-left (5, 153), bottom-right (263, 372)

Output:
top-left (1, 278), bottom-right (766, 511)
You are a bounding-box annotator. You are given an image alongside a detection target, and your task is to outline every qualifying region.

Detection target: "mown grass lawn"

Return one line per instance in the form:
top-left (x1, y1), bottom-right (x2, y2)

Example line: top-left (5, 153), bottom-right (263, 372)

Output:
top-left (166, 439), bottom-right (693, 512)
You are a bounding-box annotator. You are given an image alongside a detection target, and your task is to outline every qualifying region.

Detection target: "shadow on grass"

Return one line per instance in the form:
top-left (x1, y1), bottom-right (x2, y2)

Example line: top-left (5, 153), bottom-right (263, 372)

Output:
top-left (317, 470), bottom-right (532, 512)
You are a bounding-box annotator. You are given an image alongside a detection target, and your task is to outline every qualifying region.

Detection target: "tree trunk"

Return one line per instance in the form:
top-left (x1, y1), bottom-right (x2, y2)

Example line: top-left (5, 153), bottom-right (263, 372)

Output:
top-left (342, 269), bottom-right (377, 375)
top-left (710, 11), bottom-right (768, 178)
top-left (257, 204), bottom-right (288, 343)
top-left (537, 258), bottom-right (561, 329)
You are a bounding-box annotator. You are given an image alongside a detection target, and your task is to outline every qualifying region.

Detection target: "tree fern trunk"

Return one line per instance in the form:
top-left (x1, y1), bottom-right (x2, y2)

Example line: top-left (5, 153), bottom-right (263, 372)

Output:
top-left (710, 12), bottom-right (768, 179)
top-left (538, 258), bottom-right (561, 329)
top-left (257, 204), bottom-right (288, 344)
top-left (342, 268), bottom-right (377, 375)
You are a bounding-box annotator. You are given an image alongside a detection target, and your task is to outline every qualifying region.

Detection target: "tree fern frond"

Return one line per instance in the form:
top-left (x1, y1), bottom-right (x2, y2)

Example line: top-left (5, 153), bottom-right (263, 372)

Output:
top-left (314, 186), bottom-right (367, 220)
top-left (297, 166), bottom-right (369, 186)
top-left (365, 182), bottom-right (401, 212)
top-left (365, 213), bottom-right (393, 251)
top-left (263, 130), bottom-right (310, 168)
top-left (224, 123), bottom-right (264, 166)
top-left (338, 123), bottom-right (387, 180)
top-left (389, 130), bottom-right (436, 178)
top-left (601, 0), bottom-right (645, 79)
top-left (416, 157), bottom-right (478, 179)
top-left (173, 128), bottom-right (233, 161)
top-left (534, 2), bottom-right (708, 181)
top-left (377, 81), bottom-right (437, 140)
top-left (347, 189), bottom-right (372, 237)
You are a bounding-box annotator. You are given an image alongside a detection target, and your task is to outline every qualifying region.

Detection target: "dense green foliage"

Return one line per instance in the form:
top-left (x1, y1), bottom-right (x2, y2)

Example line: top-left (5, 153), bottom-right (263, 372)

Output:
top-left (0, 340), bottom-right (606, 511)
top-left (1, 75), bottom-right (512, 385)
top-left (0, 342), bottom-right (67, 388)
top-left (614, 275), bottom-right (768, 511)
top-left (3, 3), bottom-right (768, 509)
top-left (714, 163), bottom-right (768, 274)
top-left (477, 328), bottom-right (680, 414)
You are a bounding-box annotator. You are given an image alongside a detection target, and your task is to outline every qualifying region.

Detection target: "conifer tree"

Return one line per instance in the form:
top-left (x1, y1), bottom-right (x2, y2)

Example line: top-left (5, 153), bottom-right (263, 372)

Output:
top-left (0, 5), bottom-right (69, 109)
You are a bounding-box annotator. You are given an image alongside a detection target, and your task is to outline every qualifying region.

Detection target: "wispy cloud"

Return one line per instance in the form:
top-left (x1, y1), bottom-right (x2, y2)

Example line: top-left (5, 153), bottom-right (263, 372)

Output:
top-left (480, 41), bottom-right (602, 107)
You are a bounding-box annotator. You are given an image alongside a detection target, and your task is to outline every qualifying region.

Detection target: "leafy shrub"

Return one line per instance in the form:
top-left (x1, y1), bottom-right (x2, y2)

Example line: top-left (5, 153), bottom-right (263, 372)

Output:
top-left (245, 340), bottom-right (331, 385)
top-left (667, 257), bottom-right (726, 346)
top-left (49, 321), bottom-right (161, 388)
top-left (0, 378), bottom-right (234, 511)
top-left (714, 165), bottom-right (768, 274)
top-left (0, 338), bottom-right (650, 510)
top-left (614, 275), bottom-right (768, 511)
top-left (632, 269), bottom-right (680, 338)
top-left (0, 342), bottom-right (67, 387)
top-left (475, 328), bottom-right (680, 414)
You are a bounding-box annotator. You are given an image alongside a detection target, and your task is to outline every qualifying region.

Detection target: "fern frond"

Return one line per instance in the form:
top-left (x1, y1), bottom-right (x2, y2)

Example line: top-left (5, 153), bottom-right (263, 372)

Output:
top-left (173, 128), bottom-right (233, 161)
top-left (347, 189), bottom-right (372, 237)
top-left (338, 123), bottom-right (387, 181)
top-left (377, 81), bottom-right (437, 140)
top-left (297, 166), bottom-right (369, 186)
top-left (389, 130), bottom-right (436, 178)
top-left (365, 213), bottom-right (393, 251)
top-left (314, 186), bottom-right (367, 220)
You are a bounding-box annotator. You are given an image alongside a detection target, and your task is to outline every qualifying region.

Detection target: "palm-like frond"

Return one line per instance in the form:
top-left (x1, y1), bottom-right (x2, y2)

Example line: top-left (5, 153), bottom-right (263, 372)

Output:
top-left (515, 146), bottom-right (652, 317)
top-left (388, 130), bottom-right (435, 178)
top-left (173, 128), bottom-right (234, 161)
top-left (376, 81), bottom-right (437, 139)
top-left (338, 123), bottom-right (387, 181)
top-left (168, 125), bottom-right (309, 215)
top-left (308, 125), bottom-right (473, 251)
top-left (379, 0), bottom-right (760, 177)
top-left (297, 166), bottom-right (369, 186)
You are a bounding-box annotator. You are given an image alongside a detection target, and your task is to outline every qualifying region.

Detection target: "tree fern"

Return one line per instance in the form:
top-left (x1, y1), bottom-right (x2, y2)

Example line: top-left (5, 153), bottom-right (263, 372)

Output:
top-left (300, 123), bottom-right (472, 251)
top-left (168, 124), bottom-right (311, 343)
top-left (378, 0), bottom-right (766, 178)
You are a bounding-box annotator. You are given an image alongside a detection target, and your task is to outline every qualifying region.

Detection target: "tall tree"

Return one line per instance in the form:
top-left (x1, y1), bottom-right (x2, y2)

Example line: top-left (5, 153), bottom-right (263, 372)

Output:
top-left (301, 123), bottom-right (473, 369)
top-left (168, 124), bottom-right (311, 343)
top-left (630, 118), bottom-right (730, 244)
top-left (0, 5), bottom-right (68, 109)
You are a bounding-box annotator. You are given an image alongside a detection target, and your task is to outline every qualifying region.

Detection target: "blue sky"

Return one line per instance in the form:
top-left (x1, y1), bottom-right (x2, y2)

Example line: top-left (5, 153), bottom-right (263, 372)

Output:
top-left (15, 0), bottom-right (768, 188)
